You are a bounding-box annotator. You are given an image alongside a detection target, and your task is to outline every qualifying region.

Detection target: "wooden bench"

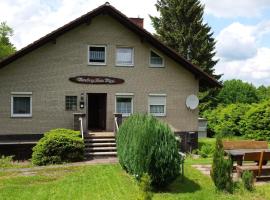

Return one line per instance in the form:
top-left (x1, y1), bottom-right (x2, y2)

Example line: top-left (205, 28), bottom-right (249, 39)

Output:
top-left (236, 151), bottom-right (270, 179)
top-left (223, 140), bottom-right (268, 150)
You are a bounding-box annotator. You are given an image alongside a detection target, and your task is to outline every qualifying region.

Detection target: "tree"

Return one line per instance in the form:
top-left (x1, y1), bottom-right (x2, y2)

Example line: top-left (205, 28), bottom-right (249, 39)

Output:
top-left (0, 22), bottom-right (16, 60)
top-left (150, 0), bottom-right (220, 80)
top-left (217, 79), bottom-right (258, 105)
top-left (256, 85), bottom-right (270, 101)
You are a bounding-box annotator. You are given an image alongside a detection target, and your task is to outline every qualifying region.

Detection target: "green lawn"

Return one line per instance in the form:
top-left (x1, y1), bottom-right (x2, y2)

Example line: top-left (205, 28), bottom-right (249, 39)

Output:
top-left (1, 160), bottom-right (270, 200)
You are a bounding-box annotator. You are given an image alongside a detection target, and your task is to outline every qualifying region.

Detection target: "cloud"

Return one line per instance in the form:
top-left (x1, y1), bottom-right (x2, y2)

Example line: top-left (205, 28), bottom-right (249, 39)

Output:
top-left (216, 23), bottom-right (257, 61)
top-left (215, 21), bottom-right (270, 86)
top-left (202, 0), bottom-right (270, 18)
top-left (216, 47), bottom-right (270, 86)
top-left (0, 0), bottom-right (158, 49)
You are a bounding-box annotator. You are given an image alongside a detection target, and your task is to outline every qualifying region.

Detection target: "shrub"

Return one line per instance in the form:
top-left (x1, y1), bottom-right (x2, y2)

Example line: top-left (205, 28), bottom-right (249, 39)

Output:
top-left (204, 103), bottom-right (250, 136)
top-left (240, 100), bottom-right (270, 141)
top-left (117, 114), bottom-right (181, 187)
top-left (242, 170), bottom-right (254, 191)
top-left (211, 134), bottom-right (233, 193)
top-left (199, 144), bottom-right (214, 158)
top-left (137, 173), bottom-right (153, 200)
top-left (0, 155), bottom-right (13, 168)
top-left (32, 129), bottom-right (84, 166)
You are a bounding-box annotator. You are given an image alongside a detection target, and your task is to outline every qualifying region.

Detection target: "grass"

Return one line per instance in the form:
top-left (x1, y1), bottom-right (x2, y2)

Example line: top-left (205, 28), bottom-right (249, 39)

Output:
top-left (0, 160), bottom-right (270, 200)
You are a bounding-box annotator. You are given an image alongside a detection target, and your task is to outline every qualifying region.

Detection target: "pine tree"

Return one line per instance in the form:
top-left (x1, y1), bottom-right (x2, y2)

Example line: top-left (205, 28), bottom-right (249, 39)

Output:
top-left (150, 0), bottom-right (220, 80)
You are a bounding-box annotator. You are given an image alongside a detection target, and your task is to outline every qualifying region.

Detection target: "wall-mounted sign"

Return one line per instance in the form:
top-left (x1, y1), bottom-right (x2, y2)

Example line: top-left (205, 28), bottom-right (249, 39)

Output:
top-left (69, 76), bottom-right (125, 84)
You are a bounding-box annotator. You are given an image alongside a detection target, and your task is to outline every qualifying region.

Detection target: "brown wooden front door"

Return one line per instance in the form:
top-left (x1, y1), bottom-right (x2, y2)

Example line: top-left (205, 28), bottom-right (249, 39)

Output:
top-left (87, 93), bottom-right (107, 131)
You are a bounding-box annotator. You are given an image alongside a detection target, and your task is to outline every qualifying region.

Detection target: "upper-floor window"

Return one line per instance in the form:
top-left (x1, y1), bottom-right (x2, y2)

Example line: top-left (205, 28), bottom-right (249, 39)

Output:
top-left (150, 50), bottom-right (164, 67)
top-left (88, 45), bottom-right (106, 65)
top-left (116, 47), bottom-right (134, 66)
top-left (11, 92), bottom-right (32, 117)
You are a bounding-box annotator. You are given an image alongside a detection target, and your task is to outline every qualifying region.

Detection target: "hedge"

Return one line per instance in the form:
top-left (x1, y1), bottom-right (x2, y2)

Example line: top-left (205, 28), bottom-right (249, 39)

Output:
top-left (32, 129), bottom-right (84, 165)
top-left (117, 114), bottom-right (181, 187)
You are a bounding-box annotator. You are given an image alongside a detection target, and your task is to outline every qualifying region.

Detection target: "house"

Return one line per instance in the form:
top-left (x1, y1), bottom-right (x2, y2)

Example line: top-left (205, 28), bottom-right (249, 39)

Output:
top-left (0, 3), bottom-right (220, 158)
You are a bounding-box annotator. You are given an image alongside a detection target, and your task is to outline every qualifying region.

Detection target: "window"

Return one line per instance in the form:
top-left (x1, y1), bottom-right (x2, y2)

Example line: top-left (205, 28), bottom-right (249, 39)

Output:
top-left (150, 50), bottom-right (164, 67)
top-left (116, 47), bottom-right (134, 66)
top-left (148, 94), bottom-right (166, 116)
top-left (65, 96), bottom-right (77, 111)
top-left (88, 45), bottom-right (106, 65)
top-left (116, 94), bottom-right (133, 116)
top-left (11, 92), bottom-right (32, 117)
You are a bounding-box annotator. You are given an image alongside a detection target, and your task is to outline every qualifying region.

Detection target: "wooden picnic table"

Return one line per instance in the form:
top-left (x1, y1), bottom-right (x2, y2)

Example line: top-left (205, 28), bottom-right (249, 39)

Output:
top-left (225, 149), bottom-right (270, 166)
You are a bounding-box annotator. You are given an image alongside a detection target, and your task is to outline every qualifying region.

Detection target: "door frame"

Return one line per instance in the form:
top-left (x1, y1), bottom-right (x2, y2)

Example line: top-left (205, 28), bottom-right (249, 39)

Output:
top-left (86, 93), bottom-right (107, 131)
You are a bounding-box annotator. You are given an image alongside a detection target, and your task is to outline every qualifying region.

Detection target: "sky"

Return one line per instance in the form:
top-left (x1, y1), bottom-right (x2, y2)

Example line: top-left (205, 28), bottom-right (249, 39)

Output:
top-left (1, 0), bottom-right (270, 86)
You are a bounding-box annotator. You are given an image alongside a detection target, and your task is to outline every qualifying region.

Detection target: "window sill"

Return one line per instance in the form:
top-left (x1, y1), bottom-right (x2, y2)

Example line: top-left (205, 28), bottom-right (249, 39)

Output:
top-left (115, 64), bottom-right (134, 67)
top-left (150, 114), bottom-right (166, 117)
top-left (88, 63), bottom-right (106, 66)
top-left (11, 115), bottom-right (32, 118)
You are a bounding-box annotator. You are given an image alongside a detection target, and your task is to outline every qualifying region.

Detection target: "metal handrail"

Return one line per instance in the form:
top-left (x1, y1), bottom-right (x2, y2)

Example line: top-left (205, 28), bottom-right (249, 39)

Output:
top-left (114, 117), bottom-right (119, 132)
top-left (79, 117), bottom-right (84, 140)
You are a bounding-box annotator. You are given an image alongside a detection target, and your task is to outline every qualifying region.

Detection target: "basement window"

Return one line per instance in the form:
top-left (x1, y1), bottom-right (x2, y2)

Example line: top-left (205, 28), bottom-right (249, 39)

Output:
top-left (150, 50), bottom-right (164, 67)
top-left (88, 45), bottom-right (106, 65)
top-left (11, 92), bottom-right (32, 117)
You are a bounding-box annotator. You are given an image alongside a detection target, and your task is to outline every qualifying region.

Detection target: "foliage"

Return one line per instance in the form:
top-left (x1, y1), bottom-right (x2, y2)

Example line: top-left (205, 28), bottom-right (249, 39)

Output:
top-left (32, 128), bottom-right (84, 166)
top-left (117, 114), bottom-right (181, 187)
top-left (198, 144), bottom-right (214, 158)
top-left (137, 173), bottom-right (153, 200)
top-left (256, 85), bottom-right (270, 101)
top-left (203, 103), bottom-right (250, 137)
top-left (0, 155), bottom-right (13, 168)
top-left (217, 79), bottom-right (258, 105)
top-left (211, 134), bottom-right (233, 193)
top-left (240, 100), bottom-right (270, 141)
top-left (199, 88), bottom-right (221, 115)
top-left (150, 0), bottom-right (220, 81)
top-left (0, 22), bottom-right (16, 60)
top-left (242, 170), bottom-right (254, 191)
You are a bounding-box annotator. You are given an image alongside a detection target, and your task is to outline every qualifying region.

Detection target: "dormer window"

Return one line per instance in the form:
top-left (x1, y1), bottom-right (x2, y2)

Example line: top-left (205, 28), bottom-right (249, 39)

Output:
top-left (150, 50), bottom-right (164, 67)
top-left (88, 45), bottom-right (106, 65)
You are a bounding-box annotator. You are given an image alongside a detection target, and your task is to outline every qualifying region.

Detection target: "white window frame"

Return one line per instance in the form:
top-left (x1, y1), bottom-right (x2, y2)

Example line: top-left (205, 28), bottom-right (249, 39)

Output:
top-left (115, 93), bottom-right (134, 117)
top-left (148, 94), bottom-right (167, 117)
top-left (88, 45), bottom-right (107, 65)
top-left (115, 47), bottom-right (134, 67)
top-left (149, 50), bottom-right (164, 68)
top-left (11, 92), bottom-right (32, 118)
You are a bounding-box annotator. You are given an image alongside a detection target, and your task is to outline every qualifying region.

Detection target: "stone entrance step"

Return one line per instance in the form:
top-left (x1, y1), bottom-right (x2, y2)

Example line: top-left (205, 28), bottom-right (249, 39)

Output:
top-left (84, 131), bottom-right (117, 159)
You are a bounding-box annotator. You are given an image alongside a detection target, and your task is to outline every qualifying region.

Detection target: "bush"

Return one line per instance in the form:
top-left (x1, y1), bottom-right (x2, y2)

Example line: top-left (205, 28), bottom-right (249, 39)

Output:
top-left (242, 170), bottom-right (254, 191)
top-left (199, 144), bottom-right (214, 158)
top-left (117, 114), bottom-right (181, 187)
top-left (137, 173), bottom-right (153, 200)
top-left (211, 134), bottom-right (233, 193)
top-left (204, 103), bottom-right (250, 137)
top-left (32, 129), bottom-right (84, 166)
top-left (0, 155), bottom-right (13, 168)
top-left (240, 100), bottom-right (270, 141)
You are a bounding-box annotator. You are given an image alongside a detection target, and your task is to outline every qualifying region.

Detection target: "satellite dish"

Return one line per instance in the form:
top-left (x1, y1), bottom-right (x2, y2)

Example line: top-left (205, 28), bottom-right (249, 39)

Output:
top-left (186, 95), bottom-right (199, 110)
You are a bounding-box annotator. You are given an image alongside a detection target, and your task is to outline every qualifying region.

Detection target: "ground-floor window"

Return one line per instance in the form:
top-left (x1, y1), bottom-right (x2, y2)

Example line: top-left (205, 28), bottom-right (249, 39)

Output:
top-left (148, 94), bottom-right (166, 116)
top-left (65, 96), bottom-right (77, 111)
top-left (11, 92), bottom-right (32, 117)
top-left (115, 93), bottom-right (133, 117)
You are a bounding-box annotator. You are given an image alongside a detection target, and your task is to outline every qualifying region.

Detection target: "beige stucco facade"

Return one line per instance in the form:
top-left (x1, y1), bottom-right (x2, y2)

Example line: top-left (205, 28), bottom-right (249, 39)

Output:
top-left (0, 15), bottom-right (199, 135)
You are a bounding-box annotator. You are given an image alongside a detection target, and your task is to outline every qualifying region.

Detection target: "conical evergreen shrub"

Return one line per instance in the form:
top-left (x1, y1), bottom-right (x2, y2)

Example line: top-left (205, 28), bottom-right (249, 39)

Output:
top-left (210, 134), bottom-right (233, 193)
top-left (117, 114), bottom-right (181, 187)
